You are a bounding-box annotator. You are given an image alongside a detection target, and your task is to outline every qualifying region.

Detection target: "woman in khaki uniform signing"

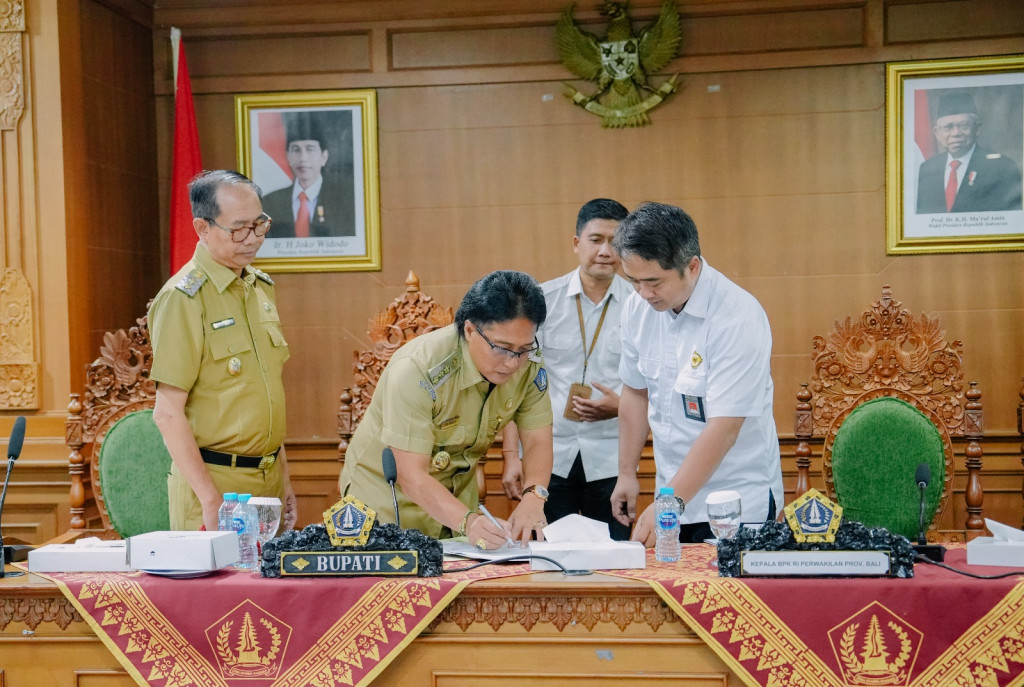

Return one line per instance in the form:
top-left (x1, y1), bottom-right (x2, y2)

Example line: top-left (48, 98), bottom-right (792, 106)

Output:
top-left (339, 271), bottom-right (554, 549)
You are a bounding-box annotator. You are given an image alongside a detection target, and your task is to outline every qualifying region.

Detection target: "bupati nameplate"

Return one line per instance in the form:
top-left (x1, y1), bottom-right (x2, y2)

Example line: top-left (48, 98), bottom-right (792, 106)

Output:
top-left (280, 550), bottom-right (419, 576)
top-left (740, 550), bottom-right (891, 576)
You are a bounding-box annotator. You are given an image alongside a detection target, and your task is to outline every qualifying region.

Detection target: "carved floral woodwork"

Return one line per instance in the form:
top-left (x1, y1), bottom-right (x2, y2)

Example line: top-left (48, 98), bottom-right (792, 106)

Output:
top-left (794, 285), bottom-right (984, 539)
top-left (0, 1), bottom-right (25, 131)
top-left (0, 267), bottom-right (38, 408)
top-left (431, 590), bottom-right (679, 633)
top-left (66, 314), bottom-right (155, 531)
top-left (338, 271), bottom-right (453, 455)
top-left (0, 593), bottom-right (81, 631)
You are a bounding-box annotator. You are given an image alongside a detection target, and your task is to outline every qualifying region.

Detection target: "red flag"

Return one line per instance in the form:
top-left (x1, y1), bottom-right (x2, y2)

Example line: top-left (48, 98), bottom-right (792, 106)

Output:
top-left (914, 89), bottom-right (935, 159)
top-left (170, 30), bottom-right (203, 273)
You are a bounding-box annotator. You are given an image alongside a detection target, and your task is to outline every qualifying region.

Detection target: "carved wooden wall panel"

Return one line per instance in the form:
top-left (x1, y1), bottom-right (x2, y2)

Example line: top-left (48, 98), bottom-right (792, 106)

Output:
top-left (0, 268), bottom-right (38, 408)
top-left (0, 3), bottom-right (37, 411)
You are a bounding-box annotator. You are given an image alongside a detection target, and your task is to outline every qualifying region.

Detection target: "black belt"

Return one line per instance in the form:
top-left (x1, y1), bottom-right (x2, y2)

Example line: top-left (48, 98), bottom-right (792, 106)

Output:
top-left (199, 448), bottom-right (279, 469)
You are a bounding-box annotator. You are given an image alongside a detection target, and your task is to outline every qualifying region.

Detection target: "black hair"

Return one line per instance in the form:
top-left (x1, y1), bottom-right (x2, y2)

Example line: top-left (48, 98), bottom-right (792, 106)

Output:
top-left (575, 198), bottom-right (628, 236)
top-left (612, 201), bottom-right (701, 273)
top-left (188, 170), bottom-right (262, 221)
top-left (454, 270), bottom-right (547, 338)
top-left (284, 112), bottom-right (328, 150)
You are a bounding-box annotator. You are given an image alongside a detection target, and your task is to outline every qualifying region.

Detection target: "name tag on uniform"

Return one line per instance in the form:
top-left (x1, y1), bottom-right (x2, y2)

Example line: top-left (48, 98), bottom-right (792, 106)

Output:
top-left (211, 318), bottom-right (236, 330)
top-left (683, 394), bottom-right (706, 422)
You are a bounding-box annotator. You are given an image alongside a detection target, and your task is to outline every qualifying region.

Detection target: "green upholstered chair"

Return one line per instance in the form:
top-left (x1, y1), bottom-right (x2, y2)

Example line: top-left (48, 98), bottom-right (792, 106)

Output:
top-left (828, 397), bottom-right (945, 540)
top-left (66, 312), bottom-right (160, 535)
top-left (794, 286), bottom-right (985, 542)
top-left (96, 409), bottom-right (171, 537)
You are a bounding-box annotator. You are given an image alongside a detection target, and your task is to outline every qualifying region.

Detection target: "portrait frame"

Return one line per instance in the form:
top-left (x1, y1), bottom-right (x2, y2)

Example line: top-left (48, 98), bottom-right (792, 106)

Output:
top-left (886, 55), bottom-right (1024, 255)
top-left (235, 90), bottom-right (381, 272)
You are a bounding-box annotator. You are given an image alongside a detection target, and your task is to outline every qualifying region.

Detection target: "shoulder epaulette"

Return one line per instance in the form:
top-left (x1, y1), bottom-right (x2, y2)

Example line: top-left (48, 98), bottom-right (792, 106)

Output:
top-left (252, 268), bottom-right (275, 285)
top-left (427, 348), bottom-right (461, 389)
top-left (174, 268), bottom-right (207, 297)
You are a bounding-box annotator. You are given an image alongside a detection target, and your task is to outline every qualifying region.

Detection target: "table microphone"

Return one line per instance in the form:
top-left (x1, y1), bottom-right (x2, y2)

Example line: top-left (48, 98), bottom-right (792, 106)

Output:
top-left (912, 462), bottom-right (945, 562)
top-left (381, 448), bottom-right (401, 529)
top-left (1, 416), bottom-right (29, 577)
top-left (915, 462), bottom-right (930, 545)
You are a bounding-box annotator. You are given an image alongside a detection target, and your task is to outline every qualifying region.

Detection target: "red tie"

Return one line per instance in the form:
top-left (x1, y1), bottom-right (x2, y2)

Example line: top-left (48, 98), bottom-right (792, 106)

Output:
top-left (945, 160), bottom-right (961, 212)
top-left (295, 191), bottom-right (310, 238)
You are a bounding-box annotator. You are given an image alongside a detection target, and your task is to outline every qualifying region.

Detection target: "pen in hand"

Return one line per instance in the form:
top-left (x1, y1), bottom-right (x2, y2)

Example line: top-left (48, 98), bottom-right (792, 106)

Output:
top-left (478, 504), bottom-right (516, 548)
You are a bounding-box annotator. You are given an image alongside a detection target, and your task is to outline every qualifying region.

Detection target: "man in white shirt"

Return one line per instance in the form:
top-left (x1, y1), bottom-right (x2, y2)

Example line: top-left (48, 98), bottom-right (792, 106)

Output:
top-left (502, 199), bottom-right (633, 539)
top-left (610, 202), bottom-right (783, 545)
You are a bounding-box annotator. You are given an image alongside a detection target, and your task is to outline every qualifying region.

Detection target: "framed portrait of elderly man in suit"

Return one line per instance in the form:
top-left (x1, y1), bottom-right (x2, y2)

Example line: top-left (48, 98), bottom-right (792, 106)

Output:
top-left (886, 56), bottom-right (1024, 254)
top-left (235, 90), bottom-right (381, 272)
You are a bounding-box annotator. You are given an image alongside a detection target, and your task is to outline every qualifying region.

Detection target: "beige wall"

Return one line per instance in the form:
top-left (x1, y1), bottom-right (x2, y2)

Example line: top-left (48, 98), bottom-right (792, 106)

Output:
top-left (3, 0), bottom-right (1024, 541)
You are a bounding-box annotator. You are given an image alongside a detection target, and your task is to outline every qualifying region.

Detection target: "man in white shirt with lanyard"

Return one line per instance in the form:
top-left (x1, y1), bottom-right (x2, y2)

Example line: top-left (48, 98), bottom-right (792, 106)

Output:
top-left (610, 202), bottom-right (783, 545)
top-left (503, 199), bottom-right (633, 539)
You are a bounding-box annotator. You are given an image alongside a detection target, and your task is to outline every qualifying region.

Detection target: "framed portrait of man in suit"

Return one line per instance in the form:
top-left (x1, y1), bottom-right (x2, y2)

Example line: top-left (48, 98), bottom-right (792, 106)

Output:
top-left (235, 90), bottom-right (381, 272)
top-left (886, 55), bottom-right (1024, 255)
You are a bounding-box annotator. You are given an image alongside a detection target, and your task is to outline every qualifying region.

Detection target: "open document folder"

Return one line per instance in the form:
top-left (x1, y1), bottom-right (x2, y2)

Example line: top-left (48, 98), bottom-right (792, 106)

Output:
top-left (967, 518), bottom-right (1024, 567)
top-left (442, 539), bottom-right (529, 561)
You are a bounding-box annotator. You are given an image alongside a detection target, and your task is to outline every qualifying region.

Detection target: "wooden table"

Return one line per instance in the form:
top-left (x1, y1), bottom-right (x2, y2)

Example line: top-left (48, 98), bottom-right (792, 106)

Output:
top-left (1, 564), bottom-right (741, 686)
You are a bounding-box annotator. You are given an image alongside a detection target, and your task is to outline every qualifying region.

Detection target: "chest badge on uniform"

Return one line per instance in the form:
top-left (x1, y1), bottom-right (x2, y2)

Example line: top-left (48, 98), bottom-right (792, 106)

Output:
top-left (264, 302), bottom-right (272, 312)
top-left (228, 357), bottom-right (242, 376)
top-left (505, 399), bottom-right (513, 410)
top-left (430, 450), bottom-right (451, 472)
top-left (691, 352), bottom-right (704, 369)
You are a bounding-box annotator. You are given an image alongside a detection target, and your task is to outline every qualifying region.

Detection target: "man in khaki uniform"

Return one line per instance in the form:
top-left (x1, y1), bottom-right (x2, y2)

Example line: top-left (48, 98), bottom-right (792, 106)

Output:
top-left (339, 271), bottom-right (554, 548)
top-left (151, 170), bottom-right (297, 532)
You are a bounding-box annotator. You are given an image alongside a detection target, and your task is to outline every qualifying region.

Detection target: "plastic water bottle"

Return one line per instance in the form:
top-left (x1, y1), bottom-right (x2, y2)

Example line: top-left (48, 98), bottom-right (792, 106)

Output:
top-left (654, 486), bottom-right (681, 562)
top-left (233, 493), bottom-right (259, 571)
top-left (217, 492), bottom-right (239, 532)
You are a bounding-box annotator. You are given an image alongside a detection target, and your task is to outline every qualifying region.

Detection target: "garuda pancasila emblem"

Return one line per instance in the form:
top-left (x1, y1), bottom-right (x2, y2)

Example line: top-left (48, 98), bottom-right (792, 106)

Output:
top-left (556, 1), bottom-right (682, 127)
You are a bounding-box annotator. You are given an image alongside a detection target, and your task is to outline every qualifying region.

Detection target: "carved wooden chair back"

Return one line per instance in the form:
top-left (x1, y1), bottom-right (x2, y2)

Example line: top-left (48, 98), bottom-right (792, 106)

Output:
top-left (66, 314), bottom-right (157, 535)
top-left (794, 285), bottom-right (984, 541)
top-left (338, 271), bottom-right (454, 456)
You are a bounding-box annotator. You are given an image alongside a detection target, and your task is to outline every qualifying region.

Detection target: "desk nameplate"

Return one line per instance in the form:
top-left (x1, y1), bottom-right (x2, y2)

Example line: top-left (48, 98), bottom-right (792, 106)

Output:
top-left (280, 550), bottom-right (419, 576)
top-left (739, 550), bottom-right (891, 576)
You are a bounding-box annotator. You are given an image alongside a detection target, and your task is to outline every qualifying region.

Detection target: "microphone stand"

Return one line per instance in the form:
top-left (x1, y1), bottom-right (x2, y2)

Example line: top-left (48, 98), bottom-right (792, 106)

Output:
top-left (912, 479), bottom-right (946, 563)
top-left (388, 482), bottom-right (401, 530)
top-left (0, 458), bottom-right (26, 578)
top-left (917, 480), bottom-right (927, 546)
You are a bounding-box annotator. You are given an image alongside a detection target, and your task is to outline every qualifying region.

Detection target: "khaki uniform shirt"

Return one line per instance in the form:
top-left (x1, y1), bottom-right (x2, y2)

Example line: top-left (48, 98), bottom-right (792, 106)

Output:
top-left (339, 324), bottom-right (552, 538)
top-left (149, 243), bottom-right (290, 456)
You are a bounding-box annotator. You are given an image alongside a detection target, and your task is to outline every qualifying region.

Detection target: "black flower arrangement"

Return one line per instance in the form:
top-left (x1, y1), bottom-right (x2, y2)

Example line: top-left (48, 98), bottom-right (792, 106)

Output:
top-left (259, 523), bottom-right (444, 578)
top-left (716, 519), bottom-right (915, 578)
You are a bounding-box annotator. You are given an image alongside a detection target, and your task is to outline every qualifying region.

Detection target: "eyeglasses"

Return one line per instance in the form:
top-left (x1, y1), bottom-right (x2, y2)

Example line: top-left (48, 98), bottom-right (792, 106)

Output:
top-left (474, 325), bottom-right (539, 360)
top-left (206, 214), bottom-right (272, 243)
top-left (936, 122), bottom-right (976, 134)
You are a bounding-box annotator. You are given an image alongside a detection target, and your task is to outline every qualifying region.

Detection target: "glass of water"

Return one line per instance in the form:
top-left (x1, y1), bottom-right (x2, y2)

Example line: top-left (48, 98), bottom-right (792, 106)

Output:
top-left (249, 497), bottom-right (283, 549)
top-left (707, 490), bottom-right (742, 542)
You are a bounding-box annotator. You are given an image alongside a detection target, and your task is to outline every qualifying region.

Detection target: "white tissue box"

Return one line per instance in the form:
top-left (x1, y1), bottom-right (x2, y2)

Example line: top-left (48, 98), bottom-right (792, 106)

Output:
top-left (29, 540), bottom-right (131, 572)
top-left (528, 541), bottom-right (646, 571)
top-left (127, 531), bottom-right (238, 571)
top-left (967, 537), bottom-right (1024, 567)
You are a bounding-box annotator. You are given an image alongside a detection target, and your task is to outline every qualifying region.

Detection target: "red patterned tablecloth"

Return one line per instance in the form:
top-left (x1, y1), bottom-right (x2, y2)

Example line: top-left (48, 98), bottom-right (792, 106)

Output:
top-left (34, 545), bottom-right (1024, 687)
top-left (611, 544), bottom-right (1024, 687)
top-left (36, 561), bottom-right (531, 687)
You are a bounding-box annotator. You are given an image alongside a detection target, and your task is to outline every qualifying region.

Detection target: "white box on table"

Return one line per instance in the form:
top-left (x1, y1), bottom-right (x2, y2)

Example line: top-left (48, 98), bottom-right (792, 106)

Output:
top-left (528, 540), bottom-right (646, 571)
top-left (967, 519), bottom-right (1024, 568)
top-left (28, 539), bottom-right (131, 572)
top-left (127, 530), bottom-right (239, 571)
